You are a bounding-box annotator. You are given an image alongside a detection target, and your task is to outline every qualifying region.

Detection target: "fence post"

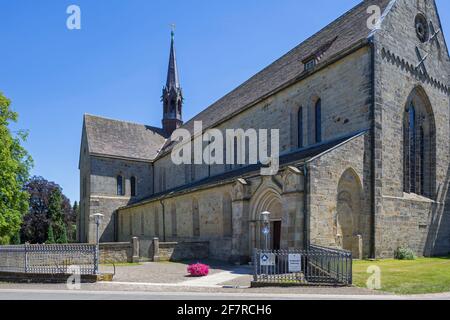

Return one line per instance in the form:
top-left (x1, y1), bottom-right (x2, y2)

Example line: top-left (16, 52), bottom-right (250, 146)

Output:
top-left (24, 244), bottom-right (28, 273)
top-left (152, 237), bottom-right (160, 262)
top-left (132, 237), bottom-right (140, 263)
top-left (349, 253), bottom-right (353, 285)
top-left (253, 249), bottom-right (258, 282)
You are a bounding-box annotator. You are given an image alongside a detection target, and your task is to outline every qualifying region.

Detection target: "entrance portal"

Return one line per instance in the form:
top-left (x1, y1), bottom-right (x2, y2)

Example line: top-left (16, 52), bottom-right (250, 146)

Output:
top-left (272, 221), bottom-right (281, 250)
top-left (250, 188), bottom-right (283, 251)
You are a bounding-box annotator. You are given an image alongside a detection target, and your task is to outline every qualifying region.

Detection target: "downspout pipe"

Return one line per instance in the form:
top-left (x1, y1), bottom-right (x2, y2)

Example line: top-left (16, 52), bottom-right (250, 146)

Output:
top-left (302, 163), bottom-right (309, 250)
top-left (369, 36), bottom-right (377, 259)
top-left (159, 200), bottom-right (166, 242)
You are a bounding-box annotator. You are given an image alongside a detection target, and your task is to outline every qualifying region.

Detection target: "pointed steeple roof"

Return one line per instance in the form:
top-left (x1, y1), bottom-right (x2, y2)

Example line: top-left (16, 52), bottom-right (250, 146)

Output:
top-left (166, 29), bottom-right (180, 89)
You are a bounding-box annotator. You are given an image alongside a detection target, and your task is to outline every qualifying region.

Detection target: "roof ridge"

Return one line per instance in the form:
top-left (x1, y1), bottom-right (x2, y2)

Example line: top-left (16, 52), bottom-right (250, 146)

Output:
top-left (84, 113), bottom-right (162, 131)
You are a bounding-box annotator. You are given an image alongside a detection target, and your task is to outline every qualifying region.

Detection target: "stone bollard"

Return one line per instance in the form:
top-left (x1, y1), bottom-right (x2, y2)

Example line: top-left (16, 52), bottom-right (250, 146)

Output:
top-left (152, 237), bottom-right (160, 262)
top-left (132, 237), bottom-right (140, 263)
top-left (353, 234), bottom-right (363, 260)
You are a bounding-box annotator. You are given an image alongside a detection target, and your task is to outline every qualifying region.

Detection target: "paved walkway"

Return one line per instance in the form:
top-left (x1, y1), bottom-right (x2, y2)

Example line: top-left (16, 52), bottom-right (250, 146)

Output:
top-left (100, 260), bottom-right (253, 288)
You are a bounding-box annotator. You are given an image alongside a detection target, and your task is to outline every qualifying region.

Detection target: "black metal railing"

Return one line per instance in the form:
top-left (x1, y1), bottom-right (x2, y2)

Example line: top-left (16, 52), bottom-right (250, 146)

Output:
top-left (0, 244), bottom-right (97, 275)
top-left (253, 245), bottom-right (352, 286)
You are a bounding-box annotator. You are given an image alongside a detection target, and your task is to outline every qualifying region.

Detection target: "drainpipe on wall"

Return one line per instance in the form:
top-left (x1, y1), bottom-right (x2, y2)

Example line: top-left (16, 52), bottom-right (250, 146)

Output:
top-left (302, 163), bottom-right (309, 250)
top-left (160, 200), bottom-right (166, 242)
top-left (151, 163), bottom-right (155, 195)
top-left (369, 36), bottom-right (377, 259)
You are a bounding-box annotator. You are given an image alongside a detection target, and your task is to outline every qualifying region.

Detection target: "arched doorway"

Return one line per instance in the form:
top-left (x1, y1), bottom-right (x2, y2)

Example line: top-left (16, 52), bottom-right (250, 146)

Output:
top-left (250, 188), bottom-right (283, 251)
top-left (335, 168), bottom-right (363, 258)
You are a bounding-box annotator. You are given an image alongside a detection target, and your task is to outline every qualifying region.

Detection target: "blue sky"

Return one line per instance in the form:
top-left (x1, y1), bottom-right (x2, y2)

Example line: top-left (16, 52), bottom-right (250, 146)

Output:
top-left (1, 0), bottom-right (449, 204)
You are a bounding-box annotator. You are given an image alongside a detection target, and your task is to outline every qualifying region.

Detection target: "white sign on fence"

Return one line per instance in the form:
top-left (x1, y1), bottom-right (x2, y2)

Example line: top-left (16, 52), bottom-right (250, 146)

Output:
top-left (260, 253), bottom-right (275, 266)
top-left (288, 254), bottom-right (302, 272)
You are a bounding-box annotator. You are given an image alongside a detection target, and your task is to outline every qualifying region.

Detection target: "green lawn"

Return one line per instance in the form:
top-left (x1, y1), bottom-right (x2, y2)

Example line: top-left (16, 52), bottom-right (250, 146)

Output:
top-left (353, 257), bottom-right (450, 295)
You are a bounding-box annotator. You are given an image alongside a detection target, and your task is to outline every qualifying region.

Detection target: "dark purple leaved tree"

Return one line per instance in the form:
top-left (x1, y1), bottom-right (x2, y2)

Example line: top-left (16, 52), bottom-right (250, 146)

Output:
top-left (20, 176), bottom-right (76, 244)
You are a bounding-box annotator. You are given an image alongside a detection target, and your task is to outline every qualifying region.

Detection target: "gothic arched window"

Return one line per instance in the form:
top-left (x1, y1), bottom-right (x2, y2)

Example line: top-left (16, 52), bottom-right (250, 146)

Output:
top-left (298, 106), bottom-right (303, 148)
top-left (315, 99), bottom-right (322, 143)
top-left (403, 88), bottom-right (436, 197)
top-left (130, 176), bottom-right (137, 197)
top-left (117, 175), bottom-right (124, 196)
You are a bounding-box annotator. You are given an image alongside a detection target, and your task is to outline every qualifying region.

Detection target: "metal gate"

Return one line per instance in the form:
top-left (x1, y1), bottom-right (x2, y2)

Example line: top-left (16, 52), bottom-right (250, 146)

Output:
top-left (253, 245), bottom-right (352, 286)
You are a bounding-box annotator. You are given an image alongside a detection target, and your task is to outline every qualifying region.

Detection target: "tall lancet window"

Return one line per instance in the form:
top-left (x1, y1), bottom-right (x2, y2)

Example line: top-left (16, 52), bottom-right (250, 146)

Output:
top-left (298, 106), bottom-right (303, 148)
top-left (408, 103), bottom-right (416, 193)
top-left (315, 99), bottom-right (322, 143)
top-left (403, 87), bottom-right (436, 198)
top-left (117, 175), bottom-right (124, 196)
top-left (130, 176), bottom-right (137, 197)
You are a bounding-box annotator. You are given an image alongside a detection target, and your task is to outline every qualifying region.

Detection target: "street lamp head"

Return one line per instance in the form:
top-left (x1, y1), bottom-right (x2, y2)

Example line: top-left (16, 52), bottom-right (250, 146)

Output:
top-left (91, 213), bottom-right (104, 224)
top-left (261, 211), bottom-right (271, 223)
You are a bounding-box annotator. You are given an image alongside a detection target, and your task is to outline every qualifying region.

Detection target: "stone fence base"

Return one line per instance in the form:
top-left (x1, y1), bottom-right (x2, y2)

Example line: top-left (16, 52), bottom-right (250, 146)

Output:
top-left (151, 238), bottom-right (209, 262)
top-left (0, 271), bottom-right (113, 284)
top-left (100, 238), bottom-right (209, 263)
top-left (99, 237), bottom-right (139, 263)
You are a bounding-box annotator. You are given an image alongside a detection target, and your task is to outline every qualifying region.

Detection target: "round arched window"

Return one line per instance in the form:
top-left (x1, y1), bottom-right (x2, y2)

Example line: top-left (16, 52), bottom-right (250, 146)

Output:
top-left (415, 13), bottom-right (429, 43)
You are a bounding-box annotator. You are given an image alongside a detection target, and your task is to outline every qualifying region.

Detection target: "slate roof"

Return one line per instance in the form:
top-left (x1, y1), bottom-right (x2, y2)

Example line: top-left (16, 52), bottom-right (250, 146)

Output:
top-left (159, 0), bottom-right (392, 154)
top-left (83, 114), bottom-right (167, 161)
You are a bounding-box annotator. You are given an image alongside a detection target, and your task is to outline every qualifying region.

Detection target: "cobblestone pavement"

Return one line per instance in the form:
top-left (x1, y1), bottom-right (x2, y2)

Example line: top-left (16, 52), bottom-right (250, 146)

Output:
top-left (99, 260), bottom-right (251, 285)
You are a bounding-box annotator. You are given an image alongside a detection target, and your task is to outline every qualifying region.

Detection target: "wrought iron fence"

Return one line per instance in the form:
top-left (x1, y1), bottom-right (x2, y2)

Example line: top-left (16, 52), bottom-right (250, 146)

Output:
top-left (0, 244), bottom-right (97, 275)
top-left (253, 245), bottom-right (352, 286)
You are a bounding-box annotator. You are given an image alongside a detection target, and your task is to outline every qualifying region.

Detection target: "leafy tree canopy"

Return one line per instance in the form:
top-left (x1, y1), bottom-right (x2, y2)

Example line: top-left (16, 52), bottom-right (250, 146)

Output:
top-left (0, 92), bottom-right (33, 244)
top-left (21, 176), bottom-right (75, 244)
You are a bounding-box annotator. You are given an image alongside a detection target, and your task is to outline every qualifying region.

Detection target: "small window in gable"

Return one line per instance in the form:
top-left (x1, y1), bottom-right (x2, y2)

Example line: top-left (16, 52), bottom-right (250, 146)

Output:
top-left (304, 58), bottom-right (316, 71)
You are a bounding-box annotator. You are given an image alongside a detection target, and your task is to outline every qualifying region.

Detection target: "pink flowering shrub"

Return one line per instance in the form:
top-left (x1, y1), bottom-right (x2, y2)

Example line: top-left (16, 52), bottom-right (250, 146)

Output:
top-left (187, 263), bottom-right (210, 277)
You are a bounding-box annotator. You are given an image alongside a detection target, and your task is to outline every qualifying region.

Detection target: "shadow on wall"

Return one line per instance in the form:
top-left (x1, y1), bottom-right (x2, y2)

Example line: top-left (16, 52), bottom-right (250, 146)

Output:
top-left (425, 165), bottom-right (450, 256)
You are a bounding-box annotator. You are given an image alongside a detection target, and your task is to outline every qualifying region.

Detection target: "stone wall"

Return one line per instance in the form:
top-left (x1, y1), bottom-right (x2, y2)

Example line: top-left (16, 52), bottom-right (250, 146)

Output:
top-left (80, 154), bottom-right (154, 243)
top-left (308, 133), bottom-right (372, 258)
top-left (118, 184), bottom-right (235, 261)
top-left (99, 242), bottom-right (132, 264)
top-left (118, 164), bottom-right (305, 262)
top-left (373, 0), bottom-right (450, 257)
top-left (153, 240), bottom-right (209, 262)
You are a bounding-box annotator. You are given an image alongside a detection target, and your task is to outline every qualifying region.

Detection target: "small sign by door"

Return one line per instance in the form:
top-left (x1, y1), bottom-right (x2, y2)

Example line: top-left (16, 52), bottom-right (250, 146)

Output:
top-left (288, 254), bottom-right (302, 272)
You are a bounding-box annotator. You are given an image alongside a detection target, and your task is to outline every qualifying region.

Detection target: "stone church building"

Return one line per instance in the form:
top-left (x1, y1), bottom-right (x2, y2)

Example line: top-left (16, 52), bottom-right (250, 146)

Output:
top-left (78, 0), bottom-right (450, 263)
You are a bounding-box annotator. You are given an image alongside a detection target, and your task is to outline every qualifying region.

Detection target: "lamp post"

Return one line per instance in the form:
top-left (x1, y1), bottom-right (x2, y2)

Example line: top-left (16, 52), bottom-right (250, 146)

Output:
top-left (90, 213), bottom-right (104, 275)
top-left (260, 211), bottom-right (271, 251)
top-left (260, 211), bottom-right (271, 278)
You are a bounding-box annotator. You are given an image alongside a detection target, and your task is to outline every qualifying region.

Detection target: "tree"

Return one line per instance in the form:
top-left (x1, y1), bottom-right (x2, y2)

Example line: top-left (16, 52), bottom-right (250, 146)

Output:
top-left (58, 226), bottom-right (68, 244)
top-left (47, 225), bottom-right (55, 244)
top-left (21, 176), bottom-right (73, 244)
top-left (47, 188), bottom-right (68, 243)
top-left (70, 201), bottom-right (79, 242)
top-left (0, 92), bottom-right (33, 244)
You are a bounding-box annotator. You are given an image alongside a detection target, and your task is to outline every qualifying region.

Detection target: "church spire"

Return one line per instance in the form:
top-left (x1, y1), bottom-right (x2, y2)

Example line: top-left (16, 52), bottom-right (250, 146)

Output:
top-left (166, 27), bottom-right (180, 89)
top-left (162, 26), bottom-right (183, 136)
